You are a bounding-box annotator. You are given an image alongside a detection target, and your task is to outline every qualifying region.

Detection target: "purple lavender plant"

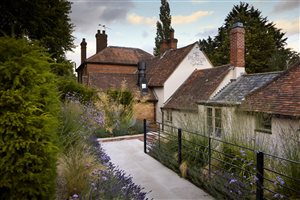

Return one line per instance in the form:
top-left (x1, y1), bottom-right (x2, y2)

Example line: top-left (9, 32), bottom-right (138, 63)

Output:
top-left (90, 139), bottom-right (150, 200)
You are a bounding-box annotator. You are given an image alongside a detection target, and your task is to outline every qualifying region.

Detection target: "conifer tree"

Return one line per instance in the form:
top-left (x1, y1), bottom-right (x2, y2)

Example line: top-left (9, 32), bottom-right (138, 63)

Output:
top-left (0, 37), bottom-right (60, 199)
top-left (199, 2), bottom-right (299, 73)
top-left (153, 0), bottom-right (173, 56)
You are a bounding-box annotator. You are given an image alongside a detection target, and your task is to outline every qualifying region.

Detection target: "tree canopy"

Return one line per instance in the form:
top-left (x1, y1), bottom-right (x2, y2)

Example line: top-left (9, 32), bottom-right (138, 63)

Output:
top-left (0, 0), bottom-right (74, 61)
top-left (153, 0), bottom-right (173, 56)
top-left (199, 2), bottom-right (299, 73)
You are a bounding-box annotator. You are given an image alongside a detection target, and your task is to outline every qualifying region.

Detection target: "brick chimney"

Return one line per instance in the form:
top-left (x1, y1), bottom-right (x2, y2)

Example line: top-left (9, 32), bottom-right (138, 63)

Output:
top-left (95, 30), bottom-right (107, 53)
top-left (160, 40), bottom-right (168, 55)
top-left (169, 29), bottom-right (178, 49)
top-left (230, 22), bottom-right (245, 68)
top-left (80, 38), bottom-right (87, 63)
top-left (159, 29), bottom-right (178, 55)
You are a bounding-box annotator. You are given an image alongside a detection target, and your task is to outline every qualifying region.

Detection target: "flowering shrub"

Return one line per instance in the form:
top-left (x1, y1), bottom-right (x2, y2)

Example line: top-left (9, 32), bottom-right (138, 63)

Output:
top-left (56, 94), bottom-right (149, 199)
top-left (87, 139), bottom-right (149, 200)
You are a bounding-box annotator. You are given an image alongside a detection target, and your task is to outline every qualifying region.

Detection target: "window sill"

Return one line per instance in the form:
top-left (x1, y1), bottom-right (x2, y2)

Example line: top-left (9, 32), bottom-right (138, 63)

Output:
top-left (255, 128), bottom-right (272, 134)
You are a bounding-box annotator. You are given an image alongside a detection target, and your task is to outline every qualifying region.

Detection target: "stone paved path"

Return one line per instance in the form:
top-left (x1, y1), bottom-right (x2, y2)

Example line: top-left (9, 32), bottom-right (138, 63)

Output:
top-left (100, 138), bottom-right (214, 200)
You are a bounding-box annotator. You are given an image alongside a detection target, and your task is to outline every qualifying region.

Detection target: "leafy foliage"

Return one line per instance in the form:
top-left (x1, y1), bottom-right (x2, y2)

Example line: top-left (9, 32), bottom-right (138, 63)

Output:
top-left (57, 78), bottom-right (97, 103)
top-left (199, 2), bottom-right (299, 73)
top-left (107, 89), bottom-right (133, 107)
top-left (153, 0), bottom-right (173, 56)
top-left (0, 37), bottom-right (60, 199)
top-left (55, 95), bottom-right (104, 199)
top-left (0, 0), bottom-right (74, 61)
top-left (97, 83), bottom-right (135, 136)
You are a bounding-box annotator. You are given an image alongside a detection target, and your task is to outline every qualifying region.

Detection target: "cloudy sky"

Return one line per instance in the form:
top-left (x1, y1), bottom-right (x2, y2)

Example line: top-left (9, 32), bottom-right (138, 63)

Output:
top-left (67, 0), bottom-right (299, 68)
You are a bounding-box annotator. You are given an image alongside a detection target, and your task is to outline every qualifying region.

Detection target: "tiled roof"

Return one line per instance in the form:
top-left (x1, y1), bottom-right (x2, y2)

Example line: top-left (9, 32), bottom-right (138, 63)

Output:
top-left (146, 43), bottom-right (196, 87)
top-left (204, 72), bottom-right (281, 105)
top-left (163, 65), bottom-right (232, 111)
top-left (89, 73), bottom-right (138, 90)
top-left (240, 60), bottom-right (300, 117)
top-left (76, 46), bottom-right (153, 72)
top-left (88, 73), bottom-right (156, 101)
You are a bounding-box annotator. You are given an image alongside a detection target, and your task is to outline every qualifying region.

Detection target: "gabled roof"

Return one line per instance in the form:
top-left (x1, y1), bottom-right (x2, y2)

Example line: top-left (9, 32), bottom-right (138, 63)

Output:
top-left (163, 65), bottom-right (232, 111)
top-left (88, 73), bottom-right (156, 101)
top-left (202, 72), bottom-right (281, 106)
top-left (76, 46), bottom-right (153, 72)
top-left (146, 43), bottom-right (196, 87)
top-left (240, 60), bottom-right (300, 117)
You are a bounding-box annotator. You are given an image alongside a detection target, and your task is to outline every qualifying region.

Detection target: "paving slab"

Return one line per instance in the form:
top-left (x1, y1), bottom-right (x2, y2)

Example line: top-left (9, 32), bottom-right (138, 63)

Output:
top-left (100, 138), bottom-right (214, 200)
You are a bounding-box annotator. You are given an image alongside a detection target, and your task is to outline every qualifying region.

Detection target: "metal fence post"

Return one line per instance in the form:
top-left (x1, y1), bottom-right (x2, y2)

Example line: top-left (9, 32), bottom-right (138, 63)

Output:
top-left (178, 128), bottom-right (182, 165)
top-left (208, 136), bottom-right (211, 178)
top-left (144, 119), bottom-right (147, 153)
top-left (256, 151), bottom-right (264, 200)
top-left (158, 123), bottom-right (161, 148)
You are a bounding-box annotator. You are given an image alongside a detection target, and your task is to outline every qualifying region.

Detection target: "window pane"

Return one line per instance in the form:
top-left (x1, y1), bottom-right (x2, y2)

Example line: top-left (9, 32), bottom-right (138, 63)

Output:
top-left (207, 108), bottom-right (213, 134)
top-left (215, 108), bottom-right (222, 137)
top-left (258, 113), bottom-right (271, 130)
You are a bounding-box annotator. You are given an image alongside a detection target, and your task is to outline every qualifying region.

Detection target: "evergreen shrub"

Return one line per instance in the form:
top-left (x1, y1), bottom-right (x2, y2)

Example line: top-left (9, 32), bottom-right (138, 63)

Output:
top-left (0, 37), bottom-right (60, 199)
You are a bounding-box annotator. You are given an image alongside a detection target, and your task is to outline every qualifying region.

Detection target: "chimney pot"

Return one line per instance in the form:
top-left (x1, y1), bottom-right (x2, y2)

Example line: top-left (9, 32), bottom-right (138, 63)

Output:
top-left (169, 29), bottom-right (177, 50)
top-left (95, 30), bottom-right (108, 53)
top-left (80, 38), bottom-right (87, 64)
top-left (170, 29), bottom-right (174, 39)
top-left (232, 22), bottom-right (243, 28)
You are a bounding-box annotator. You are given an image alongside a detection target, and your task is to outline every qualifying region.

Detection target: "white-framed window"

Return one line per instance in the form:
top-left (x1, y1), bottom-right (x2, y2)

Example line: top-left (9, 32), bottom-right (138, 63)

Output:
top-left (255, 113), bottom-right (272, 134)
top-left (166, 110), bottom-right (173, 122)
top-left (206, 107), bottom-right (222, 137)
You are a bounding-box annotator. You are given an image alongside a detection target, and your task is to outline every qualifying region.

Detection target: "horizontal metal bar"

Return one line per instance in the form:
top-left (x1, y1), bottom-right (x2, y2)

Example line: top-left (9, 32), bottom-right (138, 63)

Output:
top-left (264, 153), bottom-right (300, 164)
top-left (210, 156), bottom-right (257, 177)
top-left (182, 138), bottom-right (209, 149)
top-left (264, 167), bottom-right (300, 182)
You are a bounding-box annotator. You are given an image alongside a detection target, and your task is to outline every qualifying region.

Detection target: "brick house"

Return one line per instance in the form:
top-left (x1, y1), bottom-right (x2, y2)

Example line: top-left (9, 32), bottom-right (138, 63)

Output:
top-left (75, 30), bottom-right (156, 122)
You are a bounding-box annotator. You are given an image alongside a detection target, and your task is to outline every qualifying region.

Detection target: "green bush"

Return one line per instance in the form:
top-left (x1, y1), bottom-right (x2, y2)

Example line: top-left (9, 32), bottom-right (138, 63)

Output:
top-left (57, 78), bottom-right (97, 103)
top-left (0, 37), bottom-right (60, 199)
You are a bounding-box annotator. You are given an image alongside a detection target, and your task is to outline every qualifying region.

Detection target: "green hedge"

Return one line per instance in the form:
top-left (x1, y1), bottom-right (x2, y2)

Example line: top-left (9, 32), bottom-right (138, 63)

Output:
top-left (0, 37), bottom-right (60, 199)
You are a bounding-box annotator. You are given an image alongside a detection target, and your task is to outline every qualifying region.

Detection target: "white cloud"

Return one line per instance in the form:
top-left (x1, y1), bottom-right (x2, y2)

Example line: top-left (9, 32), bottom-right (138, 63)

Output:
top-left (275, 17), bottom-right (300, 36)
top-left (127, 13), bottom-right (156, 26)
top-left (172, 11), bottom-right (213, 25)
top-left (273, 1), bottom-right (299, 12)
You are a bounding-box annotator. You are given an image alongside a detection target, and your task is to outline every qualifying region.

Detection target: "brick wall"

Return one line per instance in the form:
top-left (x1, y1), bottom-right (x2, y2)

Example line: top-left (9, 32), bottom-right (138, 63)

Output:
top-left (230, 26), bottom-right (245, 68)
top-left (86, 63), bottom-right (136, 74)
top-left (133, 102), bottom-right (155, 122)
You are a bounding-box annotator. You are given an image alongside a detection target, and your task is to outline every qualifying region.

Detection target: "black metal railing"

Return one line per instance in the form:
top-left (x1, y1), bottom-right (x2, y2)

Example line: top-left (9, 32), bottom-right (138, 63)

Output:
top-left (143, 120), bottom-right (300, 200)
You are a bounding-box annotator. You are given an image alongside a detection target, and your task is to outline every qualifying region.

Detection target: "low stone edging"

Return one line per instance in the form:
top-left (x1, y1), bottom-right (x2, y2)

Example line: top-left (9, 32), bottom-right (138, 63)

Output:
top-left (97, 134), bottom-right (144, 143)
